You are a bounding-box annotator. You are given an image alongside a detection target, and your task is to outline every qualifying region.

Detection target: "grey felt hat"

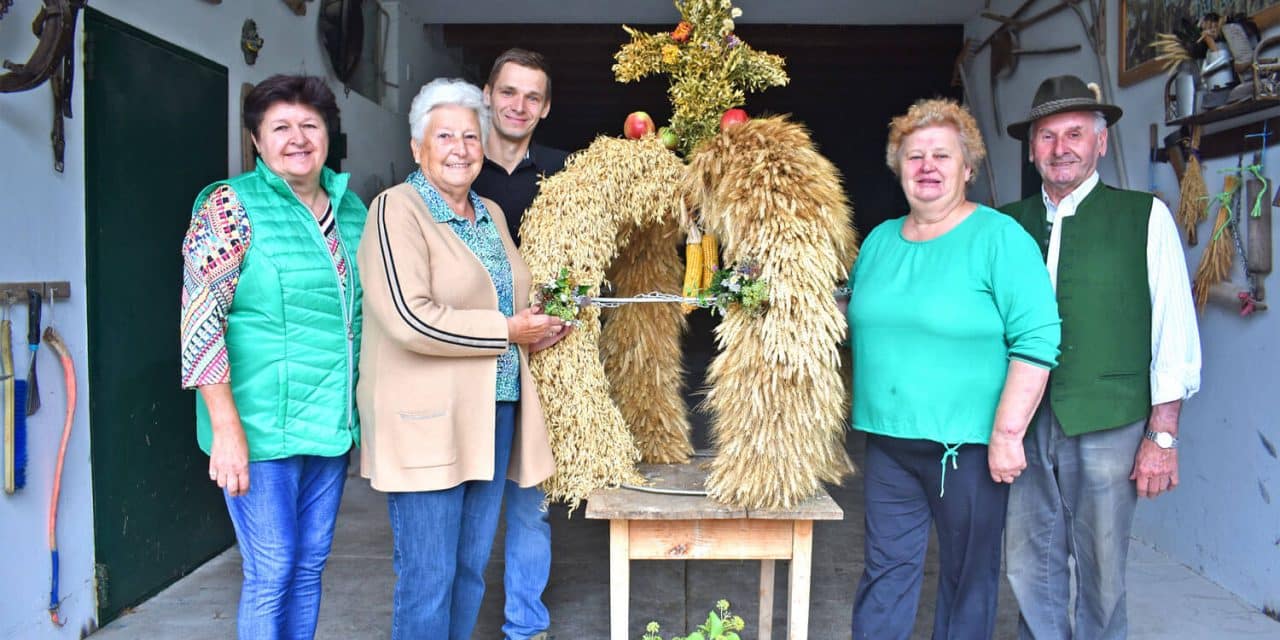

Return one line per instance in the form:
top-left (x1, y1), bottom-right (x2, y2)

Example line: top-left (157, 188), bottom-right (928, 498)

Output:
top-left (1006, 75), bottom-right (1123, 141)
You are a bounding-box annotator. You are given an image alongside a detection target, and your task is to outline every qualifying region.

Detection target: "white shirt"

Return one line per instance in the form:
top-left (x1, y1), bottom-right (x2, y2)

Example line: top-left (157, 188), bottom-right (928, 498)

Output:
top-left (1043, 172), bottom-right (1202, 404)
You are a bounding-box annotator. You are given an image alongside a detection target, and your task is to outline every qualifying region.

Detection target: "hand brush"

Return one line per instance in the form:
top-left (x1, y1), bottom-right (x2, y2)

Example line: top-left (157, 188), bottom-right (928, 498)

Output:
top-left (10, 379), bottom-right (25, 491)
top-left (25, 289), bottom-right (41, 415)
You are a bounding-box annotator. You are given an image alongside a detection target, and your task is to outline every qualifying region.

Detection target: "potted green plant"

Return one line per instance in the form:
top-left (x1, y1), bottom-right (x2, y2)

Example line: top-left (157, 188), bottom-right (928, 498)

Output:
top-left (642, 600), bottom-right (746, 640)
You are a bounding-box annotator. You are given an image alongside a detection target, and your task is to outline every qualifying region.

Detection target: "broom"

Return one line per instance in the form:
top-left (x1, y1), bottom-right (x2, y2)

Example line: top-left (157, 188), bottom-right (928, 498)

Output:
top-left (1177, 126), bottom-right (1209, 245)
top-left (1193, 174), bottom-right (1240, 310)
top-left (2, 314), bottom-right (26, 494)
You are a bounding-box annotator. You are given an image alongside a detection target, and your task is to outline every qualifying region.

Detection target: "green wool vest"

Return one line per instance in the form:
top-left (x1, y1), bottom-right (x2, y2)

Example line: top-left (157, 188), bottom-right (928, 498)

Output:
top-left (193, 159), bottom-right (366, 460)
top-left (1001, 184), bottom-right (1152, 435)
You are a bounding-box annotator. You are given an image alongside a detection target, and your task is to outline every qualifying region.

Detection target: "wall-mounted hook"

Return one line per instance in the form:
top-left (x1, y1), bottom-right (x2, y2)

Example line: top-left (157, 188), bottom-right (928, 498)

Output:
top-left (0, 281), bottom-right (70, 302)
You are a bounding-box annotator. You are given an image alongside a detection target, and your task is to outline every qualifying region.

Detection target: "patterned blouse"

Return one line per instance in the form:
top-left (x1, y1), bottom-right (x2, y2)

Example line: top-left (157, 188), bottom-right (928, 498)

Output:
top-left (405, 170), bottom-right (520, 402)
top-left (179, 185), bottom-right (347, 388)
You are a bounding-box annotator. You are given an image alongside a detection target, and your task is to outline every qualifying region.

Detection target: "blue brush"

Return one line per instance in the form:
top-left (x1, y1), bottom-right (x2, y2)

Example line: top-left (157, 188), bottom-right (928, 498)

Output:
top-left (12, 379), bottom-right (26, 490)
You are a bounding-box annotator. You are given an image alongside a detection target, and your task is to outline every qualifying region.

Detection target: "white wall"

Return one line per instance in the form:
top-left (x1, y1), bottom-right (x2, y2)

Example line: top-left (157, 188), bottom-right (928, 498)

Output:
top-left (966, 0), bottom-right (1280, 613)
top-left (0, 1), bottom-right (455, 637)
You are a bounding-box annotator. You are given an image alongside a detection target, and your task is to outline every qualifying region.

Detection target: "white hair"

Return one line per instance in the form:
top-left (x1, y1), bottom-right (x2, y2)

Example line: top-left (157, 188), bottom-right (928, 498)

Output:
top-left (408, 78), bottom-right (490, 144)
top-left (1093, 111), bottom-right (1108, 133)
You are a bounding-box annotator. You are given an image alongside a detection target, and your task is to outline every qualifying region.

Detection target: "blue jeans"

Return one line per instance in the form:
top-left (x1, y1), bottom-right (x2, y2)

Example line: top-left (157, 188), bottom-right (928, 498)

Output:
top-left (1005, 402), bottom-right (1144, 640)
top-left (502, 481), bottom-right (551, 639)
top-left (223, 452), bottom-right (349, 640)
top-left (387, 401), bottom-right (516, 640)
top-left (853, 434), bottom-right (1008, 640)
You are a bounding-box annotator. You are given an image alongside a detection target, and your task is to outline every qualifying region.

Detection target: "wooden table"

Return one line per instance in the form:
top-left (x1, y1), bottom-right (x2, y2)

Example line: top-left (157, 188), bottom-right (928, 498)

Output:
top-left (585, 461), bottom-right (843, 640)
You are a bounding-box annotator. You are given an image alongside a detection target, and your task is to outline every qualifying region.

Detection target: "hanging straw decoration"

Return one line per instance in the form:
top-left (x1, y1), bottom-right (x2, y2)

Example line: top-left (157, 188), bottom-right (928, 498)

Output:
top-left (520, 136), bottom-right (691, 509)
top-left (1193, 174), bottom-right (1240, 309)
top-left (682, 116), bottom-right (859, 509)
top-left (1177, 127), bottom-right (1209, 245)
top-left (600, 203), bottom-right (694, 465)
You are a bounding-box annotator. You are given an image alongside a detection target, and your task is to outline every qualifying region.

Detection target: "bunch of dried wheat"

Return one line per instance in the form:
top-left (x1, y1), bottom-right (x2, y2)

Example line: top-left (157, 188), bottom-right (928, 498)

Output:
top-left (1192, 175), bottom-right (1239, 310)
top-left (1176, 128), bottom-right (1209, 245)
top-left (682, 116), bottom-right (859, 509)
top-left (602, 213), bottom-right (694, 464)
top-left (521, 136), bottom-right (691, 507)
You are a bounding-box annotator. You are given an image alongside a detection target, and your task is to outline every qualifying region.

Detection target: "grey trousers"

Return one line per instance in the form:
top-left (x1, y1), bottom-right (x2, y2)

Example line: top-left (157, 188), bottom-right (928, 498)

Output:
top-left (1005, 401), bottom-right (1145, 640)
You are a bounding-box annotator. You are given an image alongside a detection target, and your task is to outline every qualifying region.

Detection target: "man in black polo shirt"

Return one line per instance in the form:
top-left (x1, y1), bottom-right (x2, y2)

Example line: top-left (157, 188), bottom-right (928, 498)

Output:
top-left (475, 49), bottom-right (569, 248)
top-left (473, 48), bottom-right (568, 640)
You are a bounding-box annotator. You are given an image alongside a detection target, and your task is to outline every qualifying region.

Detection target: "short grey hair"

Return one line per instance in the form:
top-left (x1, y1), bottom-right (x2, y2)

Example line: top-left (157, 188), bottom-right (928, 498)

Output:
top-left (408, 78), bottom-right (489, 144)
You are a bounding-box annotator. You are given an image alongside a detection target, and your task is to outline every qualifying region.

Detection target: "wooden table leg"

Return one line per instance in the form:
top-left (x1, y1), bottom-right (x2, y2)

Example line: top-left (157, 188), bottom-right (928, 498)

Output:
top-left (787, 520), bottom-right (813, 640)
top-left (759, 559), bottom-right (775, 640)
top-left (610, 519), bottom-right (631, 640)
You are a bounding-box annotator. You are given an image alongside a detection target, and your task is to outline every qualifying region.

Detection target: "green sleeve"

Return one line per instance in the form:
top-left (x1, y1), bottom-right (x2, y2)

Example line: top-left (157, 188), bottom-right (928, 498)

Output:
top-left (990, 217), bottom-right (1061, 369)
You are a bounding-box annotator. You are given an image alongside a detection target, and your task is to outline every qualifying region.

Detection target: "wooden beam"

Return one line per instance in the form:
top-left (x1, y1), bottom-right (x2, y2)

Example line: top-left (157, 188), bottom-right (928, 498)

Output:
top-left (627, 519), bottom-right (795, 559)
top-left (759, 559), bottom-right (776, 640)
top-left (788, 520), bottom-right (814, 640)
top-left (0, 281), bottom-right (71, 302)
top-left (610, 519), bottom-right (630, 640)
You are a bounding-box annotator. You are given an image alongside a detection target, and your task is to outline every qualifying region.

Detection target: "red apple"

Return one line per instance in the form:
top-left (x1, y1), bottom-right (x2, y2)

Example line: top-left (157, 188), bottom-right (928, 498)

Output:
top-left (720, 108), bottom-right (749, 131)
top-left (624, 111), bottom-right (656, 139)
top-left (658, 127), bottom-right (679, 150)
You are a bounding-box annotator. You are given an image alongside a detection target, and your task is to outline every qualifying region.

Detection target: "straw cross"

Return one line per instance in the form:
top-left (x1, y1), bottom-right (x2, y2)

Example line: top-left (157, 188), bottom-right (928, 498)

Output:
top-left (612, 0), bottom-right (787, 155)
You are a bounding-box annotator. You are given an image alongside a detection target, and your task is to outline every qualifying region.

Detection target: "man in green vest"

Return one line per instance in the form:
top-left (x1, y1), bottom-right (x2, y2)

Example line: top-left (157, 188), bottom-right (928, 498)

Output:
top-left (1000, 75), bottom-right (1201, 640)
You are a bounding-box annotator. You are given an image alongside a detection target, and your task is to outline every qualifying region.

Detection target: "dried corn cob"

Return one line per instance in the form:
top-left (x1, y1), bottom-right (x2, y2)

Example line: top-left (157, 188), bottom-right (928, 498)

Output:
top-left (681, 225), bottom-right (703, 313)
top-left (700, 232), bottom-right (719, 289)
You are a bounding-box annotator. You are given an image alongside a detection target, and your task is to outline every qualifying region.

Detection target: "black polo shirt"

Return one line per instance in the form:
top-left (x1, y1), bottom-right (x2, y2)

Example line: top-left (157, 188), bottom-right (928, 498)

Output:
top-left (473, 142), bottom-right (569, 247)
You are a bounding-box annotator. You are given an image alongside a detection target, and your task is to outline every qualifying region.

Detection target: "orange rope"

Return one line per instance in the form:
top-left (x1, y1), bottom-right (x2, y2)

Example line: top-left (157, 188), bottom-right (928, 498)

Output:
top-left (42, 326), bottom-right (74, 626)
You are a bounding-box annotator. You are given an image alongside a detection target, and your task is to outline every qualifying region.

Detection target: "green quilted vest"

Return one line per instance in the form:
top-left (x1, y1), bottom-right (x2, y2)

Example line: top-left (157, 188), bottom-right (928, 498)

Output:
top-left (193, 159), bottom-right (366, 460)
top-left (1001, 183), bottom-right (1152, 435)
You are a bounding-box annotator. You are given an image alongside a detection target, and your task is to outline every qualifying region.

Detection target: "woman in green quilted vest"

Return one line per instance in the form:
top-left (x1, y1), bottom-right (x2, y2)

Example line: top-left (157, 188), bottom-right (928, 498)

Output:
top-left (179, 74), bottom-right (366, 640)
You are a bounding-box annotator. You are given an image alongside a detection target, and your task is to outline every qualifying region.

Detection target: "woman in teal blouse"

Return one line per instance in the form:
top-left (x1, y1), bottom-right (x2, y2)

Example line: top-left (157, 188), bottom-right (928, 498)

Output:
top-left (847, 99), bottom-right (1060, 640)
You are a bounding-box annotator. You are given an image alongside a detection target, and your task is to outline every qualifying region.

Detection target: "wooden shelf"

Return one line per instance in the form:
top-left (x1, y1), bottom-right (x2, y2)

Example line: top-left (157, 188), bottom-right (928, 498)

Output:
top-left (1159, 99), bottom-right (1280, 163)
top-left (1167, 97), bottom-right (1280, 130)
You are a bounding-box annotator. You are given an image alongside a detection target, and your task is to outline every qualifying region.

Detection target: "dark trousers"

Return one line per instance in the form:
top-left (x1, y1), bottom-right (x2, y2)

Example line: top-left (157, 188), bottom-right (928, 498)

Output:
top-left (852, 433), bottom-right (1010, 640)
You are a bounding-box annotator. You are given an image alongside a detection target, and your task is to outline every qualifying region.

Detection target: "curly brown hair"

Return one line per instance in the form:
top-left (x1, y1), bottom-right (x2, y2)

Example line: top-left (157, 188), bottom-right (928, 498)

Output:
top-left (243, 74), bottom-right (339, 138)
top-left (885, 98), bottom-right (986, 184)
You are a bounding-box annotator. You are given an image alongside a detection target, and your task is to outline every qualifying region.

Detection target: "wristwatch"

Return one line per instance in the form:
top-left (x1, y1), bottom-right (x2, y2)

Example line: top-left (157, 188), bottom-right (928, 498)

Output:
top-left (1144, 430), bottom-right (1178, 449)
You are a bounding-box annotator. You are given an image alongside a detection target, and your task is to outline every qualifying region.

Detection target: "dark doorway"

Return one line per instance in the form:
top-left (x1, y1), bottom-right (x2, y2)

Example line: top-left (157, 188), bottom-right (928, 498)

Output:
top-left (84, 9), bottom-right (234, 623)
top-left (441, 23), bottom-right (963, 235)
top-left (441, 23), bottom-right (962, 445)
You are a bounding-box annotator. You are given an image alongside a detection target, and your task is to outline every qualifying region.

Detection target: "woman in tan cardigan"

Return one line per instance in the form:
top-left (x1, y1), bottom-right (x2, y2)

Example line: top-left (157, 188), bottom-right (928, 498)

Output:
top-left (356, 78), bottom-right (567, 640)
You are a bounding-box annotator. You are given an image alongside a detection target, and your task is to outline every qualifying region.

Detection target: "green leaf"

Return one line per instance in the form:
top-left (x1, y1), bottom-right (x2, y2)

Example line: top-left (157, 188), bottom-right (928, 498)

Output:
top-left (704, 611), bottom-right (723, 635)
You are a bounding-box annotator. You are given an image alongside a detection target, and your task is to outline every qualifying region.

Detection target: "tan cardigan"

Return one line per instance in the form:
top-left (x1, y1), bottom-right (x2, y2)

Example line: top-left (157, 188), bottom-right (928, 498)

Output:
top-left (355, 182), bottom-right (554, 492)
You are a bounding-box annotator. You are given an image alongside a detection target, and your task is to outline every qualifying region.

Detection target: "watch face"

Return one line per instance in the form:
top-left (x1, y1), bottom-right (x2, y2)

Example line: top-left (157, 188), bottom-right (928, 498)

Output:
top-left (1154, 432), bottom-right (1174, 447)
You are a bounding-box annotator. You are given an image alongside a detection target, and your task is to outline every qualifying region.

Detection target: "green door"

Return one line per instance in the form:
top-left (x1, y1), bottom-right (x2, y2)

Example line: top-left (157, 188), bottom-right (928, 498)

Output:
top-left (83, 9), bottom-right (234, 623)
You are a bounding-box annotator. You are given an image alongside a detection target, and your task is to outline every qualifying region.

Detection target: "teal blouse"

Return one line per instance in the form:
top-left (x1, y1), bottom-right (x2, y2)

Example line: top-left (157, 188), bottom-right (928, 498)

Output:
top-left (406, 170), bottom-right (519, 402)
top-left (847, 205), bottom-right (1060, 445)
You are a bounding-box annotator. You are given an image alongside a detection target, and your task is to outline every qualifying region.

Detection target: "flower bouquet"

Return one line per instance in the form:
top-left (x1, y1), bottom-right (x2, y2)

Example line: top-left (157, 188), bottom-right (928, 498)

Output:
top-left (534, 268), bottom-right (590, 326)
top-left (699, 258), bottom-right (769, 316)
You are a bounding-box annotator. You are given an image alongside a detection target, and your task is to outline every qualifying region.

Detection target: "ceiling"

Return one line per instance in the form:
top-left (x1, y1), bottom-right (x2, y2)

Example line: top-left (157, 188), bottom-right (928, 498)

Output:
top-left (411, 0), bottom-right (989, 26)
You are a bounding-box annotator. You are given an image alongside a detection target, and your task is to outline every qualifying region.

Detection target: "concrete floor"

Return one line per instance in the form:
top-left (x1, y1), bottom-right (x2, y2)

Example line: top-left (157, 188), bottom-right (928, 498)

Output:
top-left (91, 435), bottom-right (1279, 640)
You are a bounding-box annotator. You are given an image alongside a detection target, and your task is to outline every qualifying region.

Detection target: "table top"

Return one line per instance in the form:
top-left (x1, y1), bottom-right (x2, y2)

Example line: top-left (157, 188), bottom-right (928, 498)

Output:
top-left (584, 459), bottom-right (843, 521)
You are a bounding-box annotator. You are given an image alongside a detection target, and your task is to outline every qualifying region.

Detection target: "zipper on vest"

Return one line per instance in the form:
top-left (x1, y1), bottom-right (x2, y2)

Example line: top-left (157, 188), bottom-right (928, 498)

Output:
top-left (337, 241), bottom-right (356, 433)
top-left (290, 189), bottom-right (358, 434)
top-left (334, 235), bottom-right (356, 433)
